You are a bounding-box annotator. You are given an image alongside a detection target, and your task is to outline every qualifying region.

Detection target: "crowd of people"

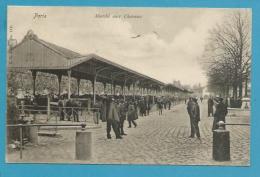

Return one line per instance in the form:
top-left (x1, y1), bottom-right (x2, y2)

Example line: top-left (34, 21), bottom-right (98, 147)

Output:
top-left (94, 95), bottom-right (178, 139)
top-left (10, 88), bottom-right (187, 140)
top-left (10, 87), bottom-right (231, 143)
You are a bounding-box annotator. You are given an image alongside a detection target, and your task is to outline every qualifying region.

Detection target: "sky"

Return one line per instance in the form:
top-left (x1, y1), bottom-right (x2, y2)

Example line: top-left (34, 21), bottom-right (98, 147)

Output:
top-left (7, 7), bottom-right (248, 86)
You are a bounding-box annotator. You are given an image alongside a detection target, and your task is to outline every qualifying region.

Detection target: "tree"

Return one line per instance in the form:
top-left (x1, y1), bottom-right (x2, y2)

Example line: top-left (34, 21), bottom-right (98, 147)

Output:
top-left (201, 10), bottom-right (251, 99)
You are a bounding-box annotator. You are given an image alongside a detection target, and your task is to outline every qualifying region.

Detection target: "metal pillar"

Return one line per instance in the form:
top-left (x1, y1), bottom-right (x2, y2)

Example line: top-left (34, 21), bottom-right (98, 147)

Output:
top-left (67, 70), bottom-right (71, 99)
top-left (32, 70), bottom-right (37, 96)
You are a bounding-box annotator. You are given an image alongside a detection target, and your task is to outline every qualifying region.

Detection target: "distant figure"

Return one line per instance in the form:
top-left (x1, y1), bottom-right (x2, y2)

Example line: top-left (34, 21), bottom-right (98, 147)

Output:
top-left (118, 100), bottom-right (127, 135)
top-left (168, 100), bottom-right (171, 110)
top-left (212, 97), bottom-right (228, 131)
top-left (187, 98), bottom-right (194, 135)
top-left (200, 96), bottom-right (203, 103)
top-left (157, 100), bottom-right (163, 115)
top-left (139, 99), bottom-right (146, 116)
top-left (207, 97), bottom-right (214, 117)
top-left (127, 101), bottom-right (137, 128)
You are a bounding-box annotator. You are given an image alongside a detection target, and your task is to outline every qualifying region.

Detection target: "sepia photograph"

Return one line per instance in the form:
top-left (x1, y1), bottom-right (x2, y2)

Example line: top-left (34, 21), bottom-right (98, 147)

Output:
top-left (6, 6), bottom-right (251, 165)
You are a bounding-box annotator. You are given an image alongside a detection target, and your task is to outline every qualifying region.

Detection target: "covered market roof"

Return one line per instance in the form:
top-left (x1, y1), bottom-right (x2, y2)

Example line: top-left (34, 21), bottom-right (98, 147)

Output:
top-left (8, 30), bottom-right (189, 92)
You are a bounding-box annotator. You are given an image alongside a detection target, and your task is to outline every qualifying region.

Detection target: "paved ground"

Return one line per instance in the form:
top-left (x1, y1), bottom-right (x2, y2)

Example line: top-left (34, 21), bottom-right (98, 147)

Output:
top-left (7, 102), bottom-right (250, 166)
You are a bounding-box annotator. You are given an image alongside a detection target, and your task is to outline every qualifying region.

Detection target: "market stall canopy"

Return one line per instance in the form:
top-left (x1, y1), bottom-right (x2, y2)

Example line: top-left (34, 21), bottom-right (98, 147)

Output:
top-left (8, 30), bottom-right (165, 89)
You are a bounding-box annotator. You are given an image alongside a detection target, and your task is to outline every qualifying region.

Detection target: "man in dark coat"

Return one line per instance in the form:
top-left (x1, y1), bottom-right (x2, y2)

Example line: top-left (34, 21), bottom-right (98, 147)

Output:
top-left (208, 97), bottom-right (214, 117)
top-left (191, 98), bottom-right (201, 139)
top-left (139, 99), bottom-right (146, 116)
top-left (127, 101), bottom-right (137, 128)
top-left (187, 98), bottom-right (201, 139)
top-left (118, 100), bottom-right (127, 135)
top-left (168, 99), bottom-right (171, 110)
top-left (212, 97), bottom-right (228, 131)
top-left (157, 100), bottom-right (163, 115)
top-left (106, 97), bottom-right (122, 139)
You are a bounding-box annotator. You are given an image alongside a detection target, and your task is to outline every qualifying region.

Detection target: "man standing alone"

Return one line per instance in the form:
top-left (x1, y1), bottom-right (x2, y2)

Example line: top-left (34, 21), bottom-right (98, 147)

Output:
top-left (187, 98), bottom-right (201, 139)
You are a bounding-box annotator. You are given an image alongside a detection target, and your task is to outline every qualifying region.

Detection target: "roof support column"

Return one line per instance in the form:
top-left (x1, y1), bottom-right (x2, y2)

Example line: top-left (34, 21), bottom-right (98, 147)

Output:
top-left (110, 81), bottom-right (113, 95)
top-left (113, 83), bottom-right (116, 95)
top-left (77, 78), bottom-right (80, 96)
top-left (127, 84), bottom-right (131, 97)
top-left (103, 82), bottom-right (106, 95)
top-left (133, 82), bottom-right (136, 100)
top-left (92, 75), bottom-right (97, 105)
top-left (31, 70), bottom-right (37, 96)
top-left (57, 74), bottom-right (62, 97)
top-left (152, 89), bottom-right (155, 104)
top-left (67, 70), bottom-right (71, 99)
top-left (123, 78), bottom-right (126, 101)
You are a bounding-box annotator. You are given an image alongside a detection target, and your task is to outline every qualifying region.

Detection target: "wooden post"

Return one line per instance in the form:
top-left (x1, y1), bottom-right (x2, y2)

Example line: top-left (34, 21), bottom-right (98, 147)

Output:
top-left (47, 95), bottom-right (50, 120)
top-left (67, 70), bottom-right (71, 99)
top-left (123, 79), bottom-right (126, 101)
top-left (103, 82), bottom-right (106, 94)
top-left (121, 85), bottom-right (124, 96)
top-left (111, 80), bottom-right (114, 95)
top-left (127, 84), bottom-right (131, 97)
top-left (57, 74), bottom-right (62, 97)
top-left (19, 126), bottom-right (23, 159)
top-left (32, 70), bottom-right (37, 96)
top-left (113, 83), bottom-right (116, 95)
top-left (92, 75), bottom-right (96, 105)
top-left (133, 82), bottom-right (136, 100)
top-left (77, 78), bottom-right (80, 96)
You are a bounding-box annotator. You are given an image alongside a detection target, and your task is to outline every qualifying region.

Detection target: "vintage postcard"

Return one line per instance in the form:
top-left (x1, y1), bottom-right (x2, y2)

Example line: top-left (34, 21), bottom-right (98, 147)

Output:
top-left (6, 6), bottom-right (251, 166)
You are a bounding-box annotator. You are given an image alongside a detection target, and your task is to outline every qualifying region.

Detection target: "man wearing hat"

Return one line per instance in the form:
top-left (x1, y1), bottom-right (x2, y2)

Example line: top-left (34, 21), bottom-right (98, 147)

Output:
top-left (107, 97), bottom-right (122, 139)
top-left (212, 96), bottom-right (228, 131)
top-left (118, 99), bottom-right (128, 135)
top-left (207, 96), bottom-right (214, 117)
top-left (190, 98), bottom-right (201, 139)
top-left (187, 97), bottom-right (201, 139)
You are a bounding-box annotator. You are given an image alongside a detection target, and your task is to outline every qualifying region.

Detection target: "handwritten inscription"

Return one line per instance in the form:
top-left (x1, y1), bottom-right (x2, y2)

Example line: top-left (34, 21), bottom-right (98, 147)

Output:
top-left (95, 13), bottom-right (142, 19)
top-left (33, 13), bottom-right (47, 20)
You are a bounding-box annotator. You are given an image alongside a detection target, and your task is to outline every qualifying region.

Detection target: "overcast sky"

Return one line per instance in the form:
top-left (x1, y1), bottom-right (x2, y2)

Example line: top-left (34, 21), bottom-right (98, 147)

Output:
top-left (7, 7), bottom-right (247, 86)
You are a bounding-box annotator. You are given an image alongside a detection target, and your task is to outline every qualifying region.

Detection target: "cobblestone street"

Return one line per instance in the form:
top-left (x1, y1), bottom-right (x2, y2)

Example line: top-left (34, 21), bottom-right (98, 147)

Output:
top-left (7, 102), bottom-right (250, 166)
